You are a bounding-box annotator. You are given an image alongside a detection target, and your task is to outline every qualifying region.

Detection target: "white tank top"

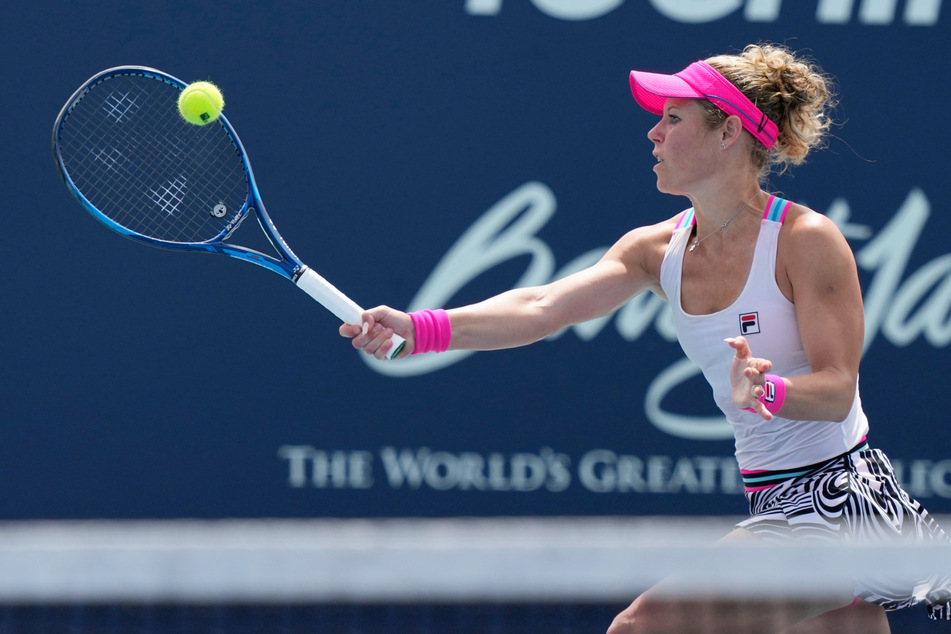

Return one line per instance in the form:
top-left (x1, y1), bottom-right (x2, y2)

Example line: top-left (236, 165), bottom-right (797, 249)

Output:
top-left (659, 195), bottom-right (868, 472)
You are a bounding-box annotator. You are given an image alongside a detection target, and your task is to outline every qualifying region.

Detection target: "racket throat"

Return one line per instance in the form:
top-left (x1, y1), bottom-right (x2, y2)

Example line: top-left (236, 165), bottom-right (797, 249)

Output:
top-left (250, 205), bottom-right (304, 267)
top-left (215, 205), bottom-right (301, 276)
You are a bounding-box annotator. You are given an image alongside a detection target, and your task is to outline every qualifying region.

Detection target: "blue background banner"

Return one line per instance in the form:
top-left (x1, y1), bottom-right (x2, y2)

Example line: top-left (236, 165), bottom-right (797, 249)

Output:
top-left (4, 0), bottom-right (950, 519)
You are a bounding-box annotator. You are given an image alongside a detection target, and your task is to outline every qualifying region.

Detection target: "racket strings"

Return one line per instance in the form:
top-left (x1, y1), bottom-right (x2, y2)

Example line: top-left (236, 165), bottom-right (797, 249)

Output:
top-left (57, 73), bottom-right (249, 244)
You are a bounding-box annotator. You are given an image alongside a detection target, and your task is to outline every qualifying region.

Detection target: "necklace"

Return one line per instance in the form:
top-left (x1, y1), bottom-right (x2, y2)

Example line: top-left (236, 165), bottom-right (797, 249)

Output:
top-left (689, 191), bottom-right (760, 253)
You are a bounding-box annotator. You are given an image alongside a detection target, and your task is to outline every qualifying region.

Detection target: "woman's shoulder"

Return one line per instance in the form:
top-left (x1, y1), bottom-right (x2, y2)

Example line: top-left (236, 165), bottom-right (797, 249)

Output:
top-left (778, 200), bottom-right (856, 268)
top-left (615, 210), bottom-right (685, 246)
top-left (602, 211), bottom-right (685, 289)
top-left (780, 201), bottom-right (844, 240)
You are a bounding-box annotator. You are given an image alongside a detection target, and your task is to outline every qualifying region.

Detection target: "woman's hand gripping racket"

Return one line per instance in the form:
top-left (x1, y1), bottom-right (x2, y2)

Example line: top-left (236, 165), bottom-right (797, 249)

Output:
top-left (52, 66), bottom-right (404, 359)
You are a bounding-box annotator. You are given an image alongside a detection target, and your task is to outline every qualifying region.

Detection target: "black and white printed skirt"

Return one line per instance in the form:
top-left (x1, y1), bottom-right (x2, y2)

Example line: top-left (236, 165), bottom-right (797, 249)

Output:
top-left (738, 446), bottom-right (951, 620)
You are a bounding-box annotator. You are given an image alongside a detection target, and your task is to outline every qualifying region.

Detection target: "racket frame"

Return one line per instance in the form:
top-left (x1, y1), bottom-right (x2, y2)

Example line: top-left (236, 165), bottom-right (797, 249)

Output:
top-left (52, 66), bottom-right (405, 358)
top-left (53, 66), bottom-right (303, 281)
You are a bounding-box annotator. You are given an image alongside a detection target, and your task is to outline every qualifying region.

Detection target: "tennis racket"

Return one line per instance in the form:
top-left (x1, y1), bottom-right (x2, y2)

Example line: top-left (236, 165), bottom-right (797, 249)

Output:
top-left (52, 66), bottom-right (404, 359)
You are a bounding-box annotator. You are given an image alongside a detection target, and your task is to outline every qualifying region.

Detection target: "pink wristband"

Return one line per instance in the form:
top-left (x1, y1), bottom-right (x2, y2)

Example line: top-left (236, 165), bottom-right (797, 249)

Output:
top-left (744, 374), bottom-right (786, 414)
top-left (408, 309), bottom-right (452, 355)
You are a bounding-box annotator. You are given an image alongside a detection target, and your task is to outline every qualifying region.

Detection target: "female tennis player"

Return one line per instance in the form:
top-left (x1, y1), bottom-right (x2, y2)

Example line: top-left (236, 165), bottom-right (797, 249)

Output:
top-left (341, 43), bottom-right (951, 632)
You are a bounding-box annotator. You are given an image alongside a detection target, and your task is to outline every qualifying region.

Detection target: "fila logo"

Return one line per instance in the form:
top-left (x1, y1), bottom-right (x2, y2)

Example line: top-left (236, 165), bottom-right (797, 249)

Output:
top-left (763, 379), bottom-right (777, 403)
top-left (740, 312), bottom-right (760, 335)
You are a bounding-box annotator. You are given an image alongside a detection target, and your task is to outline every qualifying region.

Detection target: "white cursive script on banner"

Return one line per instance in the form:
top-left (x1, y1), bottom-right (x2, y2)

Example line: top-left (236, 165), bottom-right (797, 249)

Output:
top-left (364, 182), bottom-right (940, 440)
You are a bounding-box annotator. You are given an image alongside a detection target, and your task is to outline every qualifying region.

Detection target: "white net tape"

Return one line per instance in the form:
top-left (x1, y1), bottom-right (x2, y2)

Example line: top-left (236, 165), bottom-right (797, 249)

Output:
top-left (0, 517), bottom-right (947, 604)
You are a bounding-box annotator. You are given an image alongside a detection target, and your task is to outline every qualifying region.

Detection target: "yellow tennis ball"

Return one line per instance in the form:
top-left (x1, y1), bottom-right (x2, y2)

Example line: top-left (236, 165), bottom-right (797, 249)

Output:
top-left (178, 81), bottom-right (224, 125)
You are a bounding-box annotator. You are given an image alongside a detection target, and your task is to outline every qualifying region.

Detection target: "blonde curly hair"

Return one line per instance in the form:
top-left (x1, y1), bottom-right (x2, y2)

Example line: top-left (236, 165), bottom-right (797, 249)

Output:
top-left (701, 43), bottom-right (837, 178)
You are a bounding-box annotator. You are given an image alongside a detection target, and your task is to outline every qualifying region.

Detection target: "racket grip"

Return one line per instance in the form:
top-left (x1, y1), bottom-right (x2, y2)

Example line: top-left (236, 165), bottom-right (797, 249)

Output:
top-left (295, 266), bottom-right (406, 360)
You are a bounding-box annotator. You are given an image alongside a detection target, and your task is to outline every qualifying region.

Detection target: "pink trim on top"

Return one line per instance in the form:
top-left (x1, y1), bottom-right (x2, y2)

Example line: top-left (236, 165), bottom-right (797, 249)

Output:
top-left (763, 195), bottom-right (792, 223)
top-left (676, 208), bottom-right (696, 230)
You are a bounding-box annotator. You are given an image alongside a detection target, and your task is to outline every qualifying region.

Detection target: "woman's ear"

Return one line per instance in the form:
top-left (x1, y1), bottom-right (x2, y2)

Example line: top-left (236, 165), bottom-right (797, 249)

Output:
top-left (721, 115), bottom-right (743, 148)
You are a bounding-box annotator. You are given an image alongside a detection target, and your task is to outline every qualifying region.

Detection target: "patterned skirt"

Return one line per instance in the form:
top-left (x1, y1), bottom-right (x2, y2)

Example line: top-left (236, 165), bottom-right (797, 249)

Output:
top-left (737, 446), bottom-right (951, 620)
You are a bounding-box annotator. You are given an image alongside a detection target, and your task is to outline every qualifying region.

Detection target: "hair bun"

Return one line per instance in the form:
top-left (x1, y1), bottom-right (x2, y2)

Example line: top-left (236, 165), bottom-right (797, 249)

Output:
top-left (706, 43), bottom-right (837, 177)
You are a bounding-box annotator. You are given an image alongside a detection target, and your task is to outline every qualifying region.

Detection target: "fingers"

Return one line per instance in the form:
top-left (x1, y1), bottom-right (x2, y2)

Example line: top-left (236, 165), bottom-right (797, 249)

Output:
top-left (338, 322), bottom-right (364, 339)
top-left (724, 336), bottom-right (771, 366)
top-left (749, 397), bottom-right (774, 421)
top-left (365, 324), bottom-right (396, 360)
top-left (351, 324), bottom-right (392, 355)
top-left (341, 311), bottom-right (402, 360)
top-left (743, 360), bottom-right (772, 382)
top-left (727, 337), bottom-right (771, 374)
top-left (724, 336), bottom-right (750, 355)
top-left (744, 361), bottom-right (773, 392)
top-left (338, 305), bottom-right (410, 360)
top-left (338, 313), bottom-right (373, 339)
top-left (741, 377), bottom-right (774, 421)
top-left (726, 337), bottom-right (775, 420)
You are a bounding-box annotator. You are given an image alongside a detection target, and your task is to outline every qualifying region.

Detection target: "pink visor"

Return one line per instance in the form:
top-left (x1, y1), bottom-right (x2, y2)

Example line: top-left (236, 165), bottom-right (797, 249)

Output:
top-left (629, 61), bottom-right (779, 149)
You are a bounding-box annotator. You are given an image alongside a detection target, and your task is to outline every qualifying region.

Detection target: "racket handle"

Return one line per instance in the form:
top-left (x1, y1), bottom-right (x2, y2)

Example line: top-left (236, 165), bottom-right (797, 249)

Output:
top-left (295, 267), bottom-right (406, 360)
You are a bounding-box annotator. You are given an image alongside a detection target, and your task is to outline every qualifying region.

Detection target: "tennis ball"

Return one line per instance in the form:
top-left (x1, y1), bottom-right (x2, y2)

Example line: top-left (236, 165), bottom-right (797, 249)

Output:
top-left (178, 81), bottom-right (224, 125)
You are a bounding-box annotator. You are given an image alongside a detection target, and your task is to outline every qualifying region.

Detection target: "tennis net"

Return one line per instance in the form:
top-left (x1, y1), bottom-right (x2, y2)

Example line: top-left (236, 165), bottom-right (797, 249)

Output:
top-left (0, 516), bottom-right (946, 632)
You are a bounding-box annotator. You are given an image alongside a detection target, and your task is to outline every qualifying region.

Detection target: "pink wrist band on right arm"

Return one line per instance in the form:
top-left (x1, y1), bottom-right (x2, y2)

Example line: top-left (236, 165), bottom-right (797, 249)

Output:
top-left (408, 309), bottom-right (452, 355)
